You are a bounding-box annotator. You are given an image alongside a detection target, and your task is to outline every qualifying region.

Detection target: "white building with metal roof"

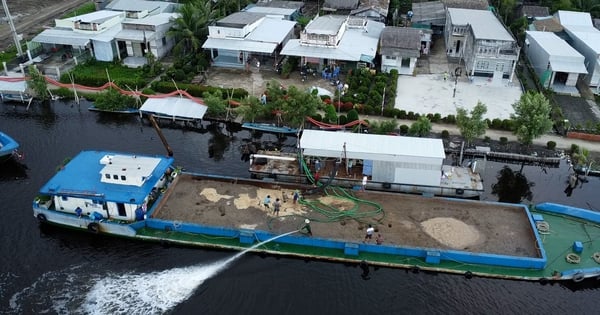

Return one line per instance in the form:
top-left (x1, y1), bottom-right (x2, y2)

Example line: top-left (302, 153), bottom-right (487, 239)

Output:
top-left (555, 10), bottom-right (600, 89)
top-left (525, 31), bottom-right (587, 95)
top-left (445, 8), bottom-right (519, 81)
top-left (281, 15), bottom-right (384, 69)
top-left (299, 130), bottom-right (446, 187)
top-left (202, 12), bottom-right (296, 69)
top-left (139, 96), bottom-right (207, 122)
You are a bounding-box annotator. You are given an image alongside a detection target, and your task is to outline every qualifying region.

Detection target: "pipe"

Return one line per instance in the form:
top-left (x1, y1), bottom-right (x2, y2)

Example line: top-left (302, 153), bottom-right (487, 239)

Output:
top-left (148, 114), bottom-right (173, 157)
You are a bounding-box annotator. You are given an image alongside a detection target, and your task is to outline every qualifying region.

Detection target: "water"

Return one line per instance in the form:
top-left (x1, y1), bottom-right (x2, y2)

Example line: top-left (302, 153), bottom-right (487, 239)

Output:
top-left (1, 100), bottom-right (600, 314)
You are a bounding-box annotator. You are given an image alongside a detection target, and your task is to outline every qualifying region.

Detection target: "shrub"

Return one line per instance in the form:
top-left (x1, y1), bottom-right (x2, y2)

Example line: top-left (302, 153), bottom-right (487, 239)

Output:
top-left (546, 141), bottom-right (556, 150)
top-left (407, 111), bottom-right (416, 120)
top-left (501, 119), bottom-right (514, 131)
top-left (484, 136), bottom-right (491, 143)
top-left (444, 115), bottom-right (456, 124)
top-left (499, 137), bottom-right (508, 145)
top-left (398, 110), bottom-right (407, 119)
top-left (491, 118), bottom-right (503, 129)
top-left (399, 124), bottom-right (409, 135)
top-left (441, 130), bottom-right (450, 139)
top-left (570, 144), bottom-right (579, 154)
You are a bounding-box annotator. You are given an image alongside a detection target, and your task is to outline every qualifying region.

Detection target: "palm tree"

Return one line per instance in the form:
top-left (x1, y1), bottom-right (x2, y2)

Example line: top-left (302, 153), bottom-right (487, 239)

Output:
top-left (168, 0), bottom-right (215, 58)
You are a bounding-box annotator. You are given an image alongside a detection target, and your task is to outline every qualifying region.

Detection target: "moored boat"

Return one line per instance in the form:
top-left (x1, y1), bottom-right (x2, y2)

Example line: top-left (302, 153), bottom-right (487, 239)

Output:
top-left (242, 122), bottom-right (298, 135)
top-left (88, 105), bottom-right (139, 114)
top-left (32, 150), bottom-right (600, 283)
top-left (249, 130), bottom-right (484, 198)
top-left (0, 131), bottom-right (22, 162)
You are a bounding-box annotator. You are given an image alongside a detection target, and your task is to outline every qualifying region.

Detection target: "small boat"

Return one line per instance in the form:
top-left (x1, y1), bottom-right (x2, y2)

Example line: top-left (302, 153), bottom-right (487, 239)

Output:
top-left (0, 92), bottom-right (33, 104)
top-left (242, 122), bottom-right (298, 135)
top-left (32, 150), bottom-right (600, 283)
top-left (88, 105), bottom-right (139, 114)
top-left (0, 131), bottom-right (22, 162)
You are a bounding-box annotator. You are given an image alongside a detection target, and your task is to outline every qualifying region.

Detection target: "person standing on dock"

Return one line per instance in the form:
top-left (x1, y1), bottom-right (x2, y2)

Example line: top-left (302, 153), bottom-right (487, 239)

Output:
top-left (364, 224), bottom-right (374, 242)
top-left (302, 219), bottom-right (312, 236)
top-left (361, 176), bottom-right (368, 191)
top-left (376, 234), bottom-right (384, 245)
top-left (273, 198), bottom-right (281, 216)
top-left (263, 195), bottom-right (271, 209)
top-left (293, 190), bottom-right (299, 204)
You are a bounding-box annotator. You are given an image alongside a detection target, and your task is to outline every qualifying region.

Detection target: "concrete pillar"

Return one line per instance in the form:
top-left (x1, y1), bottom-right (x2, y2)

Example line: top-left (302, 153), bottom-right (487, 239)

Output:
top-left (56, 66), bottom-right (60, 79)
top-left (27, 49), bottom-right (32, 62)
top-left (19, 64), bottom-right (25, 76)
top-left (74, 56), bottom-right (78, 65)
top-left (3, 62), bottom-right (7, 75)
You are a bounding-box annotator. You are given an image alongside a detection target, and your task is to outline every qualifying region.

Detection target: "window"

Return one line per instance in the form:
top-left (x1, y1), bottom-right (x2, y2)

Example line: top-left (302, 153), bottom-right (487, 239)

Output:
top-left (121, 175), bottom-right (126, 181)
top-left (401, 58), bottom-right (410, 67)
top-left (117, 203), bottom-right (126, 216)
top-left (61, 196), bottom-right (68, 201)
top-left (162, 37), bottom-right (167, 46)
top-left (385, 55), bottom-right (396, 60)
top-left (105, 174), bottom-right (110, 179)
top-left (113, 174), bottom-right (118, 180)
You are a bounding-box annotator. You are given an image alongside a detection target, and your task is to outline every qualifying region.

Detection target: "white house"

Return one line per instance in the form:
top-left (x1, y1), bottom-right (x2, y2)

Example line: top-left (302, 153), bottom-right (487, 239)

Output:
top-left (379, 27), bottom-right (426, 74)
top-left (445, 8), bottom-right (519, 81)
top-left (31, 0), bottom-right (179, 65)
top-left (555, 10), bottom-right (600, 90)
top-left (525, 31), bottom-right (587, 95)
top-left (281, 15), bottom-right (384, 70)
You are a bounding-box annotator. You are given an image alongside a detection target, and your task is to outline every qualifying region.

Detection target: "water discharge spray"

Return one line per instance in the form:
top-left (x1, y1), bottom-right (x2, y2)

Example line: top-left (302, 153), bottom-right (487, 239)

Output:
top-left (80, 230), bottom-right (300, 315)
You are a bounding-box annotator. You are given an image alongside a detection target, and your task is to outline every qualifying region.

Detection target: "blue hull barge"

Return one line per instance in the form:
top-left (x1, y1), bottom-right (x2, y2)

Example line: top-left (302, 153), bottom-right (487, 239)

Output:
top-left (242, 122), bottom-right (298, 135)
top-left (33, 150), bottom-right (600, 283)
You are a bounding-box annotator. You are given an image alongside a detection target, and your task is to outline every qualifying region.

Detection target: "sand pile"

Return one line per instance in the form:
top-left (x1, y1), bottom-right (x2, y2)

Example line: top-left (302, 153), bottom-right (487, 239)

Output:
top-left (420, 217), bottom-right (481, 249)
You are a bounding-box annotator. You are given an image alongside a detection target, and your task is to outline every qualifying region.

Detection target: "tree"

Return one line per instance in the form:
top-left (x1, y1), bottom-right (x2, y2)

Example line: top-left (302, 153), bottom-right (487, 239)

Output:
top-left (168, 0), bottom-right (215, 58)
top-left (323, 104), bottom-right (338, 124)
top-left (202, 90), bottom-right (227, 117)
top-left (510, 91), bottom-right (553, 145)
top-left (456, 101), bottom-right (488, 146)
top-left (236, 96), bottom-right (263, 122)
top-left (370, 119), bottom-right (398, 135)
top-left (408, 116), bottom-right (432, 137)
top-left (280, 85), bottom-right (320, 128)
top-left (27, 65), bottom-right (49, 101)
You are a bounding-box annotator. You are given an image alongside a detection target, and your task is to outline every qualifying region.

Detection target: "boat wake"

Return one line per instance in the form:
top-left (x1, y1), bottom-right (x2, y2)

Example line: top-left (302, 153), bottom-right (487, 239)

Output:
top-left (8, 231), bottom-right (297, 314)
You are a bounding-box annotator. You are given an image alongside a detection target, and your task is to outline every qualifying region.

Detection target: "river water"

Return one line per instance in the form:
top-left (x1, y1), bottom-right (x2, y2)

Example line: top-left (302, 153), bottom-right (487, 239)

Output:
top-left (1, 100), bottom-right (599, 314)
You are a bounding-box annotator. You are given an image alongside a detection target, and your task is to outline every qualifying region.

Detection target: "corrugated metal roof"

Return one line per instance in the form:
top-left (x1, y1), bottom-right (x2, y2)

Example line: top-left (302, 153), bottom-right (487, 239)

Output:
top-left (64, 10), bottom-right (123, 23)
top-left (246, 18), bottom-right (296, 43)
top-left (202, 37), bottom-right (278, 53)
top-left (281, 20), bottom-right (383, 61)
top-left (555, 10), bottom-right (593, 27)
top-left (550, 60), bottom-right (588, 74)
top-left (123, 13), bottom-right (178, 26)
top-left (31, 28), bottom-right (91, 46)
top-left (0, 79), bottom-right (27, 93)
top-left (299, 130), bottom-right (445, 161)
top-left (526, 31), bottom-right (583, 58)
top-left (245, 6), bottom-right (296, 16)
top-left (140, 97), bottom-right (207, 120)
top-left (448, 8), bottom-right (514, 41)
top-left (115, 29), bottom-right (155, 41)
top-left (217, 12), bottom-right (265, 27)
top-left (106, 0), bottom-right (175, 13)
top-left (305, 15), bottom-right (346, 35)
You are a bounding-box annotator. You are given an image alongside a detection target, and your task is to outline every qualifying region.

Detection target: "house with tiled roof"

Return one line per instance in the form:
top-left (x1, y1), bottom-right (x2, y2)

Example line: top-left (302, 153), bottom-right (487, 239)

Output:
top-left (380, 27), bottom-right (430, 75)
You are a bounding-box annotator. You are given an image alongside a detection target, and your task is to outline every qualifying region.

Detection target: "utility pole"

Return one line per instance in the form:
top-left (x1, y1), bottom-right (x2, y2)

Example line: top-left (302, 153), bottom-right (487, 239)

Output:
top-left (1, 0), bottom-right (23, 58)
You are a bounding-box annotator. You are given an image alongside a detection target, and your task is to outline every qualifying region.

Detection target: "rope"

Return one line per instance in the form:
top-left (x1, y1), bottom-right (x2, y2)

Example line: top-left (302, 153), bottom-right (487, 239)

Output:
top-left (592, 252), bottom-right (600, 264)
top-left (536, 221), bottom-right (550, 234)
top-left (566, 253), bottom-right (581, 264)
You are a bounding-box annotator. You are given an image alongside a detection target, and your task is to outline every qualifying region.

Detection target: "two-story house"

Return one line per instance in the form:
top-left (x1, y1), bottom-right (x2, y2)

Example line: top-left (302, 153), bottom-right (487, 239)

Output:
top-left (445, 8), bottom-right (519, 81)
top-left (202, 12), bottom-right (296, 69)
top-left (280, 15), bottom-right (384, 71)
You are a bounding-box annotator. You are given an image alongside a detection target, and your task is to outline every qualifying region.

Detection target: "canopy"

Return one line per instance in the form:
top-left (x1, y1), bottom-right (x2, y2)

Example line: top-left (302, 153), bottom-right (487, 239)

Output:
top-left (140, 97), bottom-right (207, 120)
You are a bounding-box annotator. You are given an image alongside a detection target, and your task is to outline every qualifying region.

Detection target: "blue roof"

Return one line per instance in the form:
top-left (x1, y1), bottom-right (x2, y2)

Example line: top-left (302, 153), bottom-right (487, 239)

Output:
top-left (40, 150), bottom-right (174, 204)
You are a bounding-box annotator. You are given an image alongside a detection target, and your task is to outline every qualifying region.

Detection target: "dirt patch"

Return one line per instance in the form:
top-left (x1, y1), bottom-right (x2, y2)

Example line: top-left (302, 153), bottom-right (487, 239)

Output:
top-left (421, 217), bottom-right (483, 249)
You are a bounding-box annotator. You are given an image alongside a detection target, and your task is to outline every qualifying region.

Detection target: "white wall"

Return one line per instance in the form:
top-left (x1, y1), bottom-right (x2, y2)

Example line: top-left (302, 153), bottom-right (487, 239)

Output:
top-left (92, 40), bottom-right (116, 61)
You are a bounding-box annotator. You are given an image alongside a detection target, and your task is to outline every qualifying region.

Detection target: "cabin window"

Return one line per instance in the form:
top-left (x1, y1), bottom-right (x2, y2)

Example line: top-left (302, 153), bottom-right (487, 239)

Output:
top-left (162, 37), bottom-right (167, 46)
top-left (117, 203), bottom-right (126, 216)
top-left (401, 58), bottom-right (410, 67)
top-left (121, 175), bottom-right (126, 181)
top-left (105, 174), bottom-right (110, 179)
top-left (61, 196), bottom-right (68, 201)
top-left (113, 174), bottom-right (118, 180)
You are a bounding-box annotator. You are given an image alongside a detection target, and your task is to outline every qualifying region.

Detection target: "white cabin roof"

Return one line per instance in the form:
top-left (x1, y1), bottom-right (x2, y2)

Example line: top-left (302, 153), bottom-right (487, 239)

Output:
top-left (99, 154), bottom-right (161, 187)
top-left (299, 130), bottom-right (445, 161)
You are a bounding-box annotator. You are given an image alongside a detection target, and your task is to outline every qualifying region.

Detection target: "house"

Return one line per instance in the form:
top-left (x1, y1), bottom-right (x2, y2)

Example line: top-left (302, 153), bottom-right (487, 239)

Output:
top-left (280, 15), bottom-right (384, 70)
top-left (445, 8), bottom-right (519, 81)
top-left (518, 5), bottom-right (550, 21)
top-left (411, 1), bottom-right (445, 34)
top-left (31, 0), bottom-right (179, 66)
top-left (555, 10), bottom-right (600, 89)
top-left (441, 0), bottom-right (489, 10)
top-left (380, 27), bottom-right (429, 75)
top-left (322, 0), bottom-right (360, 15)
top-left (525, 31), bottom-right (587, 95)
top-left (32, 10), bottom-right (125, 62)
top-left (202, 12), bottom-right (296, 69)
top-left (349, 0), bottom-right (389, 23)
top-left (249, 1), bottom-right (305, 21)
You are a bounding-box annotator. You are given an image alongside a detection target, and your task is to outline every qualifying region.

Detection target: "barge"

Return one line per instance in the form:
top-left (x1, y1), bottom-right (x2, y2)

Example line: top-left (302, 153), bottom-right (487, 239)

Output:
top-left (33, 150), bottom-right (600, 283)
